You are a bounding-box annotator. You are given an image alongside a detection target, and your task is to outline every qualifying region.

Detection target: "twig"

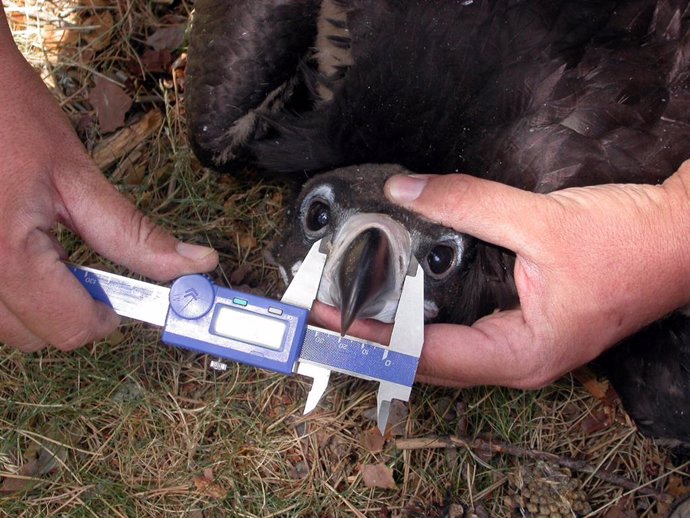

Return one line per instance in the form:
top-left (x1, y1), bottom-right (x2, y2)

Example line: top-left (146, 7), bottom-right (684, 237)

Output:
top-left (395, 435), bottom-right (673, 503)
top-left (91, 109), bottom-right (164, 170)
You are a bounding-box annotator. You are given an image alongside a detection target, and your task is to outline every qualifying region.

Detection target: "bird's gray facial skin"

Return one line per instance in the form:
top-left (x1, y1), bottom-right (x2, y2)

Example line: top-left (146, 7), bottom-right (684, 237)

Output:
top-left (270, 165), bottom-right (468, 336)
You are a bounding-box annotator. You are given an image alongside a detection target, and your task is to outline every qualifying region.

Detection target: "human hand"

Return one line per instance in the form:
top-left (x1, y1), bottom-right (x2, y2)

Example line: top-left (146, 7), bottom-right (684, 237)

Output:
top-left (380, 161), bottom-right (690, 389)
top-left (0, 24), bottom-right (218, 352)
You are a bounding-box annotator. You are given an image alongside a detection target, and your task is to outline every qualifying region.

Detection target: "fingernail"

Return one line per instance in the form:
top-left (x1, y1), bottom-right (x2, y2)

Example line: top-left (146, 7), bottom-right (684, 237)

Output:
top-left (385, 175), bottom-right (430, 203)
top-left (176, 242), bottom-right (216, 261)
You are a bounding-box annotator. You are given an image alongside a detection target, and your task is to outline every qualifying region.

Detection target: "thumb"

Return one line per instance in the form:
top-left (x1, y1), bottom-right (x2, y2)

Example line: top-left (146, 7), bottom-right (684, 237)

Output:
top-left (59, 166), bottom-right (218, 281)
top-left (384, 173), bottom-right (547, 254)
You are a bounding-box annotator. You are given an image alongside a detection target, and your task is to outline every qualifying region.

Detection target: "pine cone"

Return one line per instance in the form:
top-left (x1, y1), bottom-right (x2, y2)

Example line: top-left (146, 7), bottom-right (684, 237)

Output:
top-left (503, 463), bottom-right (592, 517)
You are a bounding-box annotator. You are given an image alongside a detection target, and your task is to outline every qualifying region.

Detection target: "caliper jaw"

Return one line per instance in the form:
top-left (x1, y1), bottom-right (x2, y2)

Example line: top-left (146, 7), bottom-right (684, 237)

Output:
top-left (282, 240), bottom-right (425, 434)
top-left (280, 240), bottom-right (332, 411)
top-left (375, 259), bottom-right (424, 434)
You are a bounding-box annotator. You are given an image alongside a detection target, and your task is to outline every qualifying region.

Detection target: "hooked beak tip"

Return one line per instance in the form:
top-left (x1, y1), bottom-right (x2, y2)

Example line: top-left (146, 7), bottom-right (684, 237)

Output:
top-left (340, 309), bottom-right (357, 337)
top-left (336, 228), bottom-right (392, 335)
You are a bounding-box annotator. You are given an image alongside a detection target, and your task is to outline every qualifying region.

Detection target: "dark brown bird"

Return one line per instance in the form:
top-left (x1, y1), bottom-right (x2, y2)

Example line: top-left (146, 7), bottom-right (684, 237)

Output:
top-left (185, 0), bottom-right (690, 448)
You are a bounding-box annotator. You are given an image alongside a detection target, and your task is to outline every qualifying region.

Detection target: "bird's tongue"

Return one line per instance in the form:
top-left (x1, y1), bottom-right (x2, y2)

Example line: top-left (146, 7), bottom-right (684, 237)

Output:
top-left (337, 228), bottom-right (394, 334)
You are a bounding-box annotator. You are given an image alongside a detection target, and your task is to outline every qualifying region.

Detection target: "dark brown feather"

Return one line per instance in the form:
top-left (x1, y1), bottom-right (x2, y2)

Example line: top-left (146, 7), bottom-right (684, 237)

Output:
top-left (186, 0), bottom-right (690, 447)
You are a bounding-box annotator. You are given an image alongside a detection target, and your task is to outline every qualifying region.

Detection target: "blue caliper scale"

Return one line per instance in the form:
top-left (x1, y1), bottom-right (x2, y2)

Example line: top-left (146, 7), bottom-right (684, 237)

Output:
top-left (68, 240), bottom-right (425, 432)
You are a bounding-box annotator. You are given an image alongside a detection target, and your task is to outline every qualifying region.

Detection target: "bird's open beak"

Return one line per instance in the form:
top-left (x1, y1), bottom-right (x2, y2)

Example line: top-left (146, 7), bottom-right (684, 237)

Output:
top-left (317, 213), bottom-right (412, 336)
top-left (337, 228), bottom-right (395, 334)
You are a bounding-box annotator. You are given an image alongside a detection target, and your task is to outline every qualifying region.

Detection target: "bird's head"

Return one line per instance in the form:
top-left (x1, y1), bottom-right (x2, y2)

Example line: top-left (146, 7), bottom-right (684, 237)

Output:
top-left (269, 164), bottom-right (513, 334)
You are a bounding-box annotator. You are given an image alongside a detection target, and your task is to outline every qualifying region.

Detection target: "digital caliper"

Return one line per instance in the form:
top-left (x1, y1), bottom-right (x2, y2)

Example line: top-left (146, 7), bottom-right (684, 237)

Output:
top-left (69, 240), bottom-right (424, 433)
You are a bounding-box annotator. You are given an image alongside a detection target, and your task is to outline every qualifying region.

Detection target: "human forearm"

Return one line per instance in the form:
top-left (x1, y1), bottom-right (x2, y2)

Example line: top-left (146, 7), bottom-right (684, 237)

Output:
top-left (0, 14), bottom-right (218, 351)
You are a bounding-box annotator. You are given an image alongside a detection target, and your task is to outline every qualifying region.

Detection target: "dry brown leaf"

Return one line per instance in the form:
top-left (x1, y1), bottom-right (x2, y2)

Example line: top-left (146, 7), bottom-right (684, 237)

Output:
top-left (363, 400), bottom-right (408, 437)
top-left (0, 460), bottom-right (38, 494)
top-left (81, 11), bottom-right (114, 51)
top-left (580, 408), bottom-right (613, 435)
top-left (386, 400), bottom-right (408, 437)
top-left (0, 438), bottom-right (67, 494)
top-left (361, 427), bottom-right (385, 454)
top-left (193, 474), bottom-right (227, 500)
top-left (145, 25), bottom-right (186, 51)
top-left (573, 367), bottom-right (611, 402)
top-left (89, 76), bottom-right (133, 133)
top-left (230, 263), bottom-right (253, 286)
top-left (140, 49), bottom-right (173, 73)
top-left (238, 233), bottom-right (258, 250)
top-left (361, 463), bottom-right (396, 489)
top-left (668, 474), bottom-right (690, 498)
top-left (41, 25), bottom-right (77, 63)
top-left (124, 162), bottom-right (146, 185)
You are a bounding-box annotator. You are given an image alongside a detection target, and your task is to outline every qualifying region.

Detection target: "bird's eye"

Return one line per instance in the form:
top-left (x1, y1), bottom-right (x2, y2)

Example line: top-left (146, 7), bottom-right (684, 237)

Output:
top-left (426, 244), bottom-right (456, 278)
top-left (304, 199), bottom-right (331, 234)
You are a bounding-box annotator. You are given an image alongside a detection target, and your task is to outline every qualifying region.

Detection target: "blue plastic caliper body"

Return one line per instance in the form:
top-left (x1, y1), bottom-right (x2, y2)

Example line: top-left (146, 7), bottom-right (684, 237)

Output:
top-left (162, 275), bottom-right (308, 374)
top-left (69, 266), bottom-right (420, 388)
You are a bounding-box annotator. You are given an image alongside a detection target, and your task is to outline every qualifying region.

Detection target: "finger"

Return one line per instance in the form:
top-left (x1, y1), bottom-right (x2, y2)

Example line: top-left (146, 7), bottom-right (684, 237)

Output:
top-left (1, 228), bottom-right (121, 350)
top-left (0, 298), bottom-right (47, 352)
top-left (56, 165), bottom-right (218, 282)
top-left (414, 310), bottom-right (558, 390)
top-left (384, 174), bottom-right (548, 253)
top-left (309, 301), bottom-right (394, 345)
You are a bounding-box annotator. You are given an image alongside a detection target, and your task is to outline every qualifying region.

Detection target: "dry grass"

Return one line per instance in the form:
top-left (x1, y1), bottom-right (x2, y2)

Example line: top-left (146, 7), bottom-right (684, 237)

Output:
top-left (1, 0), bottom-right (688, 516)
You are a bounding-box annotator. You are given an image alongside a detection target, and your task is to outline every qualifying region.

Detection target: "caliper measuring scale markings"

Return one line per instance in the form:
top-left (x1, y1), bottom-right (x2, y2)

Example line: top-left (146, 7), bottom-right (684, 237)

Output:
top-left (68, 239), bottom-right (425, 433)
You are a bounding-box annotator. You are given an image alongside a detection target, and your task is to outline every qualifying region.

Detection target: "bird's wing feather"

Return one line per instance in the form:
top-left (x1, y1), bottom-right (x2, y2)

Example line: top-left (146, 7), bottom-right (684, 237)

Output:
top-left (479, 1), bottom-right (690, 191)
top-left (598, 312), bottom-right (690, 449)
top-left (185, 0), bottom-right (320, 171)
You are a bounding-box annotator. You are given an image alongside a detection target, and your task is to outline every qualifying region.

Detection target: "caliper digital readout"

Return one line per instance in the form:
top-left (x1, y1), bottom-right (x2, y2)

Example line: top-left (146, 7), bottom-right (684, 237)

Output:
top-left (69, 265), bottom-right (309, 375)
top-left (162, 274), bottom-right (308, 374)
top-left (211, 305), bottom-right (287, 350)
